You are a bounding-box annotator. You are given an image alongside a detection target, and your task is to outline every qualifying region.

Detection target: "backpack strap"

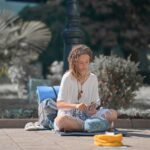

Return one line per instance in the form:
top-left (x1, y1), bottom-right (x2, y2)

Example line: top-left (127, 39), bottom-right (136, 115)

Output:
top-left (51, 86), bottom-right (58, 100)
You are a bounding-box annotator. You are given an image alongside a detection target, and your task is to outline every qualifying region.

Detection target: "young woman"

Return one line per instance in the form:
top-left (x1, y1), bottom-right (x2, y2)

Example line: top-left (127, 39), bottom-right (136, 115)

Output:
top-left (54, 44), bottom-right (117, 131)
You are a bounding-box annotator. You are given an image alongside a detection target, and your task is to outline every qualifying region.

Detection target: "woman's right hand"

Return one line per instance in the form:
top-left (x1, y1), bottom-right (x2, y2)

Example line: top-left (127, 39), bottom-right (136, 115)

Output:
top-left (76, 103), bottom-right (87, 111)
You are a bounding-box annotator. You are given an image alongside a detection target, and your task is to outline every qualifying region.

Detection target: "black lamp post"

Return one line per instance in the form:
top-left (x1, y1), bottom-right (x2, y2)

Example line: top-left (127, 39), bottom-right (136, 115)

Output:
top-left (63, 0), bottom-right (84, 72)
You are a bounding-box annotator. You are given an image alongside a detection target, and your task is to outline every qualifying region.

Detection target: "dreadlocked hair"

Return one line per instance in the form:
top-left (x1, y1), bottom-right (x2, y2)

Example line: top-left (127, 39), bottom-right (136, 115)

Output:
top-left (68, 44), bottom-right (93, 80)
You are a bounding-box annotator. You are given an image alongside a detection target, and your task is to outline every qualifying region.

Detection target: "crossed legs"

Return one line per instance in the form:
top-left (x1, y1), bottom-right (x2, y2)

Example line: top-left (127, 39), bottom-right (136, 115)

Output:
top-left (54, 109), bottom-right (117, 131)
top-left (54, 115), bottom-right (84, 131)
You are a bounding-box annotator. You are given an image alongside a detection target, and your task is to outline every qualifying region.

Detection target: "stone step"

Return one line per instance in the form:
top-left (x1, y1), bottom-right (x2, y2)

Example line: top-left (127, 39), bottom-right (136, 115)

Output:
top-left (0, 118), bottom-right (149, 129)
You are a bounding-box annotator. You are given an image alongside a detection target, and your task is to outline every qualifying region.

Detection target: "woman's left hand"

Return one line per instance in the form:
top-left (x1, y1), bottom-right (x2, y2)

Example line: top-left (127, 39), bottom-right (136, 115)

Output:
top-left (87, 103), bottom-right (97, 116)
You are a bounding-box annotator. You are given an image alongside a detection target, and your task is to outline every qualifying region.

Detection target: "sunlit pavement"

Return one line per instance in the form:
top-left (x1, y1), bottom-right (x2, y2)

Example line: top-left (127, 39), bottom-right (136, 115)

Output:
top-left (0, 128), bottom-right (149, 150)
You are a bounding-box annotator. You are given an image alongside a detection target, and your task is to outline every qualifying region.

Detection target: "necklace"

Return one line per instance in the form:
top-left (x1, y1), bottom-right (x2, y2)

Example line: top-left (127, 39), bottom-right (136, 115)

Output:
top-left (77, 72), bottom-right (90, 101)
top-left (77, 81), bottom-right (83, 101)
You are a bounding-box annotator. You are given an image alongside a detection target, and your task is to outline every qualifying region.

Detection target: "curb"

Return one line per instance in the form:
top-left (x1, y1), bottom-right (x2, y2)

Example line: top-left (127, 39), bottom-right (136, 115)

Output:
top-left (0, 119), bottom-right (38, 128)
top-left (116, 119), bottom-right (150, 129)
top-left (0, 118), bottom-right (149, 129)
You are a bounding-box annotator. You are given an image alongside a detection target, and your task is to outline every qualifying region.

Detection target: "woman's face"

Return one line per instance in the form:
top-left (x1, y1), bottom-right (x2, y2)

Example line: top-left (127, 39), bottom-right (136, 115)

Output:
top-left (77, 54), bottom-right (90, 76)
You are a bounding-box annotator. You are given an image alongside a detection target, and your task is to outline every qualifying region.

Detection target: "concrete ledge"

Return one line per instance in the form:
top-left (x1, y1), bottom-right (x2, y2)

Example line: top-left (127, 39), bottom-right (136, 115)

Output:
top-left (0, 119), bottom-right (38, 128)
top-left (0, 118), bottom-right (149, 129)
top-left (116, 119), bottom-right (132, 128)
top-left (131, 119), bottom-right (150, 129)
top-left (116, 119), bottom-right (150, 129)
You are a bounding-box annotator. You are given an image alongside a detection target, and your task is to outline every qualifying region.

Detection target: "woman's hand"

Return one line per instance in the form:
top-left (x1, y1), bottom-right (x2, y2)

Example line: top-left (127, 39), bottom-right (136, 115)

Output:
top-left (88, 103), bottom-right (96, 110)
top-left (87, 103), bottom-right (97, 116)
top-left (76, 103), bottom-right (87, 111)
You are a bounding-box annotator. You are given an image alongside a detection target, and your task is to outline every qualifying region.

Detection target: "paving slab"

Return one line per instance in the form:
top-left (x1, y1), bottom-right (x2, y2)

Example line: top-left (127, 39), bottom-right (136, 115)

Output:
top-left (0, 128), bottom-right (149, 150)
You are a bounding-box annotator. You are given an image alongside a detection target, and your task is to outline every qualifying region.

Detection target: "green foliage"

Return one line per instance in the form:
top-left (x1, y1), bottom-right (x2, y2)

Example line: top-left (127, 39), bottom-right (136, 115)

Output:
top-left (91, 55), bottom-right (144, 109)
top-left (19, 0), bottom-right (150, 76)
top-left (79, 0), bottom-right (150, 55)
top-left (118, 107), bottom-right (150, 119)
top-left (19, 3), bottom-right (66, 75)
top-left (0, 10), bottom-right (51, 64)
top-left (0, 10), bottom-right (51, 97)
top-left (2, 108), bottom-right (37, 118)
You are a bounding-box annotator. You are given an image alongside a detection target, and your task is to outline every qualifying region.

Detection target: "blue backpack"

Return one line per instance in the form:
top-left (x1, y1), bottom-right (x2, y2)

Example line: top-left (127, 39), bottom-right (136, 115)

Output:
top-left (37, 86), bottom-right (60, 129)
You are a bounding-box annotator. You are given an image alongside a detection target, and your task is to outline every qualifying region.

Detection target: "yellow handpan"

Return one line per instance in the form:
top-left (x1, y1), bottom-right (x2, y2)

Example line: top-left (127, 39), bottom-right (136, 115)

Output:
top-left (94, 134), bottom-right (123, 146)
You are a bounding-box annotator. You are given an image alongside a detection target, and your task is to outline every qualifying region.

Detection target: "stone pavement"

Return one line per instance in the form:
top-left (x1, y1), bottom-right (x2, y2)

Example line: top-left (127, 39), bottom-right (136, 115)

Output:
top-left (0, 128), bottom-right (149, 150)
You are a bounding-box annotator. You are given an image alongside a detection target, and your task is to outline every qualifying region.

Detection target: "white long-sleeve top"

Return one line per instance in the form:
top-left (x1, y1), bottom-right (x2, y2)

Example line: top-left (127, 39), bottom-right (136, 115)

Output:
top-left (57, 71), bottom-right (100, 116)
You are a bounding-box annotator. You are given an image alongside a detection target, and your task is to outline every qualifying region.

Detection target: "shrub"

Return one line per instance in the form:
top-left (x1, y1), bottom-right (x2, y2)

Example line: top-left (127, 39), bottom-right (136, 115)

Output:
top-left (91, 55), bottom-right (144, 109)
